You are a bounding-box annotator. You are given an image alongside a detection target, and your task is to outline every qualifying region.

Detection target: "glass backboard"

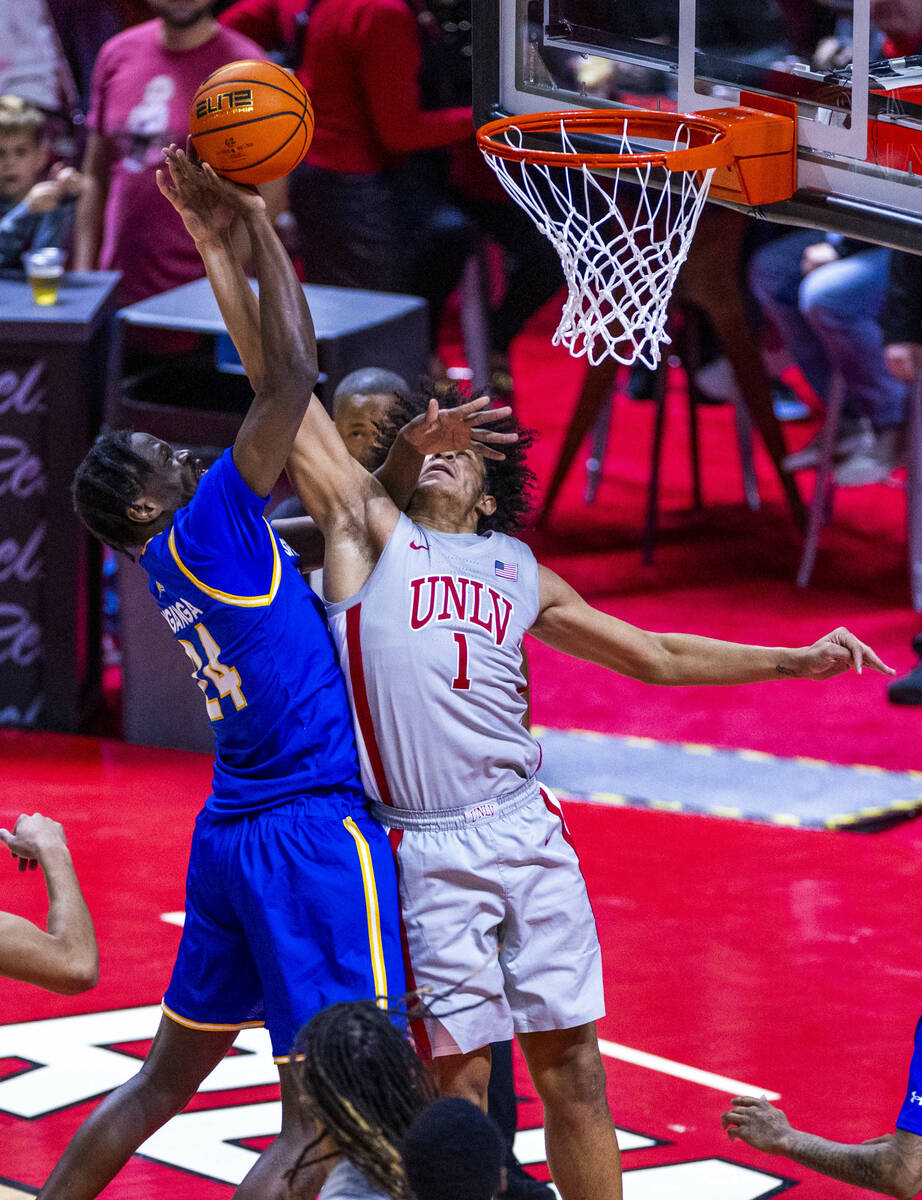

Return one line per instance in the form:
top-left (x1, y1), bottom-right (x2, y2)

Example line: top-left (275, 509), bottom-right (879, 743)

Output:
top-left (473, 0), bottom-right (922, 250)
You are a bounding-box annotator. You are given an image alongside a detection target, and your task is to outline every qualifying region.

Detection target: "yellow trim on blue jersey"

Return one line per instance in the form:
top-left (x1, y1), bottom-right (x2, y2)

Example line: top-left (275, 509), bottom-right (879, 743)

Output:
top-left (162, 1000), bottom-right (265, 1033)
top-left (342, 817), bottom-right (389, 1006)
top-left (167, 520), bottom-right (281, 607)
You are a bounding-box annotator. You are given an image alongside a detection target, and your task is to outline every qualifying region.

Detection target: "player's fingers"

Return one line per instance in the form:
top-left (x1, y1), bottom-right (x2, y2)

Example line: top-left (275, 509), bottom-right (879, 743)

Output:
top-left (455, 395), bottom-right (492, 417)
top-left (859, 644), bottom-right (895, 675)
top-left (18, 857), bottom-right (26, 872)
top-left (425, 397), bottom-right (439, 425)
top-left (0, 829), bottom-right (11, 846)
top-left (185, 134), bottom-right (200, 163)
top-left (846, 637), bottom-right (864, 675)
top-left (464, 403), bottom-right (512, 423)
top-left (470, 428), bottom-right (518, 443)
top-left (28, 857), bottom-right (38, 870)
top-left (475, 446), bottom-right (507, 461)
top-left (154, 169), bottom-right (173, 200)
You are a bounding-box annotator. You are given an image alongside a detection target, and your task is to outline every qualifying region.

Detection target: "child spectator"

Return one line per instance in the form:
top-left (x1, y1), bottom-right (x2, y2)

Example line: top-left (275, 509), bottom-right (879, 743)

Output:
top-left (0, 95), bottom-right (83, 269)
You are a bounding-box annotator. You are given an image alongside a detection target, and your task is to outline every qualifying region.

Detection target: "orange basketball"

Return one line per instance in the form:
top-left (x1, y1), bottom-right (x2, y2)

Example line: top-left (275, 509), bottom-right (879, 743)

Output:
top-left (189, 59), bottom-right (313, 186)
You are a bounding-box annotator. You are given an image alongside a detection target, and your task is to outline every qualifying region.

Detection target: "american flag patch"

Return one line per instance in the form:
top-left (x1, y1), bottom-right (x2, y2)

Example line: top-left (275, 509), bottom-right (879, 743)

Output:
top-left (494, 560), bottom-right (517, 581)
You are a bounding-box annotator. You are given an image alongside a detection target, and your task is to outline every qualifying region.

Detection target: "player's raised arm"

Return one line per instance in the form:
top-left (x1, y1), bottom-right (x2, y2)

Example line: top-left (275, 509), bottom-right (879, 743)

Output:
top-left (530, 565), bottom-right (894, 684)
top-left (157, 147), bottom-right (317, 498)
top-left (158, 145), bottom-right (377, 520)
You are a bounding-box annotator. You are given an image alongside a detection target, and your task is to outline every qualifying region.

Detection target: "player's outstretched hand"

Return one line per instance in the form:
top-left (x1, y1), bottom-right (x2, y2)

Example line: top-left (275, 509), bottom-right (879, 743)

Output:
top-left (156, 141), bottom-right (265, 245)
top-left (795, 627), bottom-right (894, 680)
top-left (0, 813), bottom-right (67, 873)
top-left (721, 1096), bottom-right (792, 1154)
top-left (400, 396), bottom-right (518, 461)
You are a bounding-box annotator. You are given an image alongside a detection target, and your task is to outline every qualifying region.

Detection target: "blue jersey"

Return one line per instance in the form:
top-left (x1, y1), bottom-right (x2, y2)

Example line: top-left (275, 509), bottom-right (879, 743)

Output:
top-left (140, 449), bottom-right (364, 817)
top-left (897, 1015), bottom-right (922, 1135)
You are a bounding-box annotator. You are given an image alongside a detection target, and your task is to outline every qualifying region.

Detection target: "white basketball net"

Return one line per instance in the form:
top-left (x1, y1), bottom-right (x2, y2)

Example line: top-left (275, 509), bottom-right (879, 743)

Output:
top-left (481, 117), bottom-right (719, 368)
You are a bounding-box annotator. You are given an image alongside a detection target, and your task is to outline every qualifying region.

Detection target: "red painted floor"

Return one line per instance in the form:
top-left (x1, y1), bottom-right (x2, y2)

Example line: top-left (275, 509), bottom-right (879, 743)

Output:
top-left (1, 731), bottom-right (919, 1197)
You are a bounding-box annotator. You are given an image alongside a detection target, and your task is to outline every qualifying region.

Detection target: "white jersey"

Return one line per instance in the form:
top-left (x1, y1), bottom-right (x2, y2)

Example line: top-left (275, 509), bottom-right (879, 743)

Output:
top-left (325, 513), bottom-right (541, 811)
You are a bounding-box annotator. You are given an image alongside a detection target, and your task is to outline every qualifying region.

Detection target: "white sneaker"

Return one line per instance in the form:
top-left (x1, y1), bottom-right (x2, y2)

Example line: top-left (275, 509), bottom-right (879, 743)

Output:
top-left (834, 426), bottom-right (905, 487)
top-left (783, 418), bottom-right (873, 473)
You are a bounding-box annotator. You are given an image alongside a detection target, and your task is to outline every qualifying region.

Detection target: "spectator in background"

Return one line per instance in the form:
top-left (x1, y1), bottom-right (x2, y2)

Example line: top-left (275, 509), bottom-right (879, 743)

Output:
top-left (883, 249), bottom-right (922, 707)
top-left (0, 94), bottom-right (83, 267)
top-left (748, 229), bottom-right (907, 485)
top-left (0, 812), bottom-right (98, 995)
top-left (45, 0), bottom-right (123, 115)
top-left (0, 0), bottom-right (70, 113)
top-left (221, 0), bottom-right (562, 395)
top-left (75, 0), bottom-right (284, 406)
top-left (747, 1), bottom-right (922, 486)
top-left (220, 0), bottom-right (473, 374)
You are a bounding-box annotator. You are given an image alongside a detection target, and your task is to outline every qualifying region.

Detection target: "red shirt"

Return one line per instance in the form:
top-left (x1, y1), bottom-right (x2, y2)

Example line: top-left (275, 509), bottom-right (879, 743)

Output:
top-left (220, 0), bottom-right (473, 174)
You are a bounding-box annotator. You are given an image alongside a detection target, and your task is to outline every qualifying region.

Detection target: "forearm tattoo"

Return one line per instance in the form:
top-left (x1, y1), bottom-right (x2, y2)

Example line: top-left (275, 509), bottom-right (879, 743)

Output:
top-left (787, 1134), bottom-right (900, 1194)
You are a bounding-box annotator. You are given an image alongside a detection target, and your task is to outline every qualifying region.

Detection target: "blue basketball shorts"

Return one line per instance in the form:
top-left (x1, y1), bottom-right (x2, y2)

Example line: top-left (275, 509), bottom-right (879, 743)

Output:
top-left (162, 794), bottom-right (404, 1060)
top-left (897, 1016), bottom-right (922, 1135)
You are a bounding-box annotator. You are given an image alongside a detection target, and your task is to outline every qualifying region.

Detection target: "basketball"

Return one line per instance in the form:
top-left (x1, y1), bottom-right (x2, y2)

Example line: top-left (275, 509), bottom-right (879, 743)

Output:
top-left (189, 59), bottom-right (313, 186)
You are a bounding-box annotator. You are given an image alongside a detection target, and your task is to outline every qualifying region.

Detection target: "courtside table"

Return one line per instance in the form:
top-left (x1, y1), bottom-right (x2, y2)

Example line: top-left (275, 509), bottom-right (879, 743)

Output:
top-left (114, 277), bottom-right (429, 422)
top-left (0, 269), bottom-right (121, 732)
top-left (113, 279), bottom-right (428, 753)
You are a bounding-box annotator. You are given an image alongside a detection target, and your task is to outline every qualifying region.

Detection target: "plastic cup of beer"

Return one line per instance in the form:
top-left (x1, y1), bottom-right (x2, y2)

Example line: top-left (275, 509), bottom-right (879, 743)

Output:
top-left (23, 247), bottom-right (66, 306)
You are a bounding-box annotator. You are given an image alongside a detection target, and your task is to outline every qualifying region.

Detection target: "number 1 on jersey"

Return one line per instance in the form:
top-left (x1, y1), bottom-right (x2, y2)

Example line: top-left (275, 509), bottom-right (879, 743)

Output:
top-left (451, 631), bottom-right (471, 691)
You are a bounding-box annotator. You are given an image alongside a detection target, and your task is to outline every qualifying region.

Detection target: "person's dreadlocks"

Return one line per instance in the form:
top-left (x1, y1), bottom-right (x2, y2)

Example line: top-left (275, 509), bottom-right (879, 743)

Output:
top-left (72, 429), bottom-right (153, 557)
top-left (375, 384), bottom-right (537, 534)
top-left (288, 1000), bottom-right (437, 1200)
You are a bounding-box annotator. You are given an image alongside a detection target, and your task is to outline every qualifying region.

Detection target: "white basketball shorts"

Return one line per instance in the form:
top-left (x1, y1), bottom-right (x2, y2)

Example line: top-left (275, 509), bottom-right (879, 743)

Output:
top-left (373, 777), bottom-right (605, 1058)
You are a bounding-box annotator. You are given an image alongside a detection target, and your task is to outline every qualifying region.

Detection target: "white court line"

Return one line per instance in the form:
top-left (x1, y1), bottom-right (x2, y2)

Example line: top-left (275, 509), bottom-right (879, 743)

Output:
top-left (598, 1040), bottom-right (780, 1100)
top-left (160, 911), bottom-right (779, 1101)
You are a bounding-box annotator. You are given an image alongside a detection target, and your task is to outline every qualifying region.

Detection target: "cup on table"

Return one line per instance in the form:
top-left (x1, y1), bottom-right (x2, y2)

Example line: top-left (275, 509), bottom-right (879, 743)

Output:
top-left (23, 247), bottom-right (66, 306)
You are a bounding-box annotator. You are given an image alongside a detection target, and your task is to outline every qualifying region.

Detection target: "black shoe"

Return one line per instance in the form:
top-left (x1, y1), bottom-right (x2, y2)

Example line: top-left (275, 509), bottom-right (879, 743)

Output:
top-left (501, 1155), bottom-right (555, 1200)
top-left (626, 362), bottom-right (657, 400)
top-left (888, 663), bottom-right (922, 706)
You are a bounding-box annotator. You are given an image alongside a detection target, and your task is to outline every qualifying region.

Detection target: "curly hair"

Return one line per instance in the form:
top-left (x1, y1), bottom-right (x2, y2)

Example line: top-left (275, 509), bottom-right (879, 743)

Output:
top-left (71, 429), bottom-right (153, 557)
top-left (375, 385), bottom-right (537, 534)
top-left (288, 1000), bottom-right (437, 1200)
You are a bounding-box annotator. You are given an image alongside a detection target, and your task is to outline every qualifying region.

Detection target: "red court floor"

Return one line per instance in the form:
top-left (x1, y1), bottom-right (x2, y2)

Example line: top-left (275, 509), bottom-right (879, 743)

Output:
top-left (1, 730), bottom-right (919, 1198)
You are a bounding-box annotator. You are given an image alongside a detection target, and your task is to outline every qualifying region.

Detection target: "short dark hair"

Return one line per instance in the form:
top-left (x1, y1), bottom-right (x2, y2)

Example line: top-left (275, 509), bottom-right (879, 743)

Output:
top-left (376, 386), bottom-right (537, 535)
top-left (289, 1000), bottom-right (436, 1200)
top-left (402, 1098), bottom-right (505, 1200)
top-left (333, 368), bottom-right (409, 418)
top-left (72, 429), bottom-right (152, 556)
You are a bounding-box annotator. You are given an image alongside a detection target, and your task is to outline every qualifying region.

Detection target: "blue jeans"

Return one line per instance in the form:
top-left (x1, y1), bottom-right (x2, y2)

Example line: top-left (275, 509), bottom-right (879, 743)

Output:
top-left (748, 230), bottom-right (906, 429)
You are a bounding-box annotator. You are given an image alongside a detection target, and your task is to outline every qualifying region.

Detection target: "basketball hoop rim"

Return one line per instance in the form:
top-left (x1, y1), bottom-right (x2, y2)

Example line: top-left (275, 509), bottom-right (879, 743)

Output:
top-left (476, 108), bottom-right (738, 172)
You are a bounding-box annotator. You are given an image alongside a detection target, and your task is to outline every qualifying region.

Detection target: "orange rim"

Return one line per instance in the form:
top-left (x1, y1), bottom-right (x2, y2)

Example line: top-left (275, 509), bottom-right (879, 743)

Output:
top-left (476, 109), bottom-right (736, 172)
